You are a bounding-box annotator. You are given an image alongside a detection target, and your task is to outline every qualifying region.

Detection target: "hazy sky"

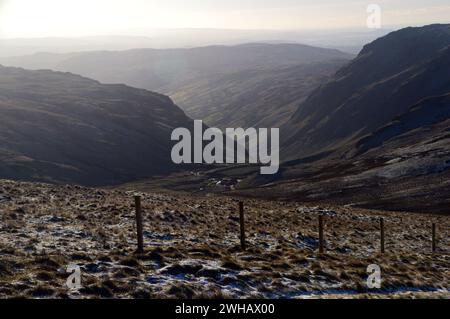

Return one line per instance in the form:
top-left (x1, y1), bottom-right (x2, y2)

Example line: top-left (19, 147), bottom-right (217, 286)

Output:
top-left (0, 0), bottom-right (449, 38)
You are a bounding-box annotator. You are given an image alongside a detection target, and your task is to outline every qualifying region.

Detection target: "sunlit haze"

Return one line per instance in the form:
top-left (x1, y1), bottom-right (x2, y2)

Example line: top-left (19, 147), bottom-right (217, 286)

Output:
top-left (0, 0), bottom-right (449, 38)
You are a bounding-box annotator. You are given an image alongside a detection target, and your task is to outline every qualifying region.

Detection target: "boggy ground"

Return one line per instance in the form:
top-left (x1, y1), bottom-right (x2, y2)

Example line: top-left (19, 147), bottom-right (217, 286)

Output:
top-left (0, 179), bottom-right (448, 299)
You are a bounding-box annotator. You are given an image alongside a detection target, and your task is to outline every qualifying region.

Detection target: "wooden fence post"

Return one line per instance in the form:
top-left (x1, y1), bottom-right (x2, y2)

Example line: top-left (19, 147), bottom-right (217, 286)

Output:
top-left (239, 201), bottom-right (246, 251)
top-left (380, 218), bottom-right (385, 254)
top-left (134, 195), bottom-right (144, 253)
top-left (432, 223), bottom-right (436, 253)
top-left (318, 215), bottom-right (324, 254)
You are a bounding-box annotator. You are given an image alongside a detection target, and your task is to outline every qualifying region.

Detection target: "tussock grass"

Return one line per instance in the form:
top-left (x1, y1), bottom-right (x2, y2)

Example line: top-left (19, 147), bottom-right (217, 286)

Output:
top-left (0, 179), bottom-right (448, 299)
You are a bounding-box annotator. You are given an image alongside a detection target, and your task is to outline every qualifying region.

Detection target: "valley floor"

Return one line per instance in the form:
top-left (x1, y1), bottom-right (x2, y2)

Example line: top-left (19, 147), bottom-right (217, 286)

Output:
top-left (0, 179), bottom-right (448, 299)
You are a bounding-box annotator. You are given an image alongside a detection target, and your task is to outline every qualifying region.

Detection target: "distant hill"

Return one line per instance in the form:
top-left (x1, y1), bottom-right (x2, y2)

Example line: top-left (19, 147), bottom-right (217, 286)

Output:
top-left (0, 36), bottom-right (158, 58)
top-left (0, 65), bottom-right (193, 186)
top-left (1, 43), bottom-right (353, 128)
top-left (352, 93), bottom-right (450, 157)
top-left (169, 61), bottom-right (346, 129)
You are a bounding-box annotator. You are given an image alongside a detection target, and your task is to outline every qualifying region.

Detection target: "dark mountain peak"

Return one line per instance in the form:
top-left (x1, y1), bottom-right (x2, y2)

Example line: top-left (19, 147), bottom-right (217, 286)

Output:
top-left (336, 24), bottom-right (450, 82)
top-left (283, 24), bottom-right (450, 159)
top-left (360, 24), bottom-right (450, 55)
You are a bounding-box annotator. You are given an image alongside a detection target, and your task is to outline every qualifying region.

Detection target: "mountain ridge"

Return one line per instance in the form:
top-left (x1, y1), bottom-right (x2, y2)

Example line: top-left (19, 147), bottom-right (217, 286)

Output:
top-left (282, 24), bottom-right (450, 160)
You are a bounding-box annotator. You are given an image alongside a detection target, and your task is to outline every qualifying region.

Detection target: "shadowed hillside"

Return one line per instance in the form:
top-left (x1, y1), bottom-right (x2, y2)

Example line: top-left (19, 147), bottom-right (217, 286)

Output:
top-left (0, 65), bottom-right (192, 185)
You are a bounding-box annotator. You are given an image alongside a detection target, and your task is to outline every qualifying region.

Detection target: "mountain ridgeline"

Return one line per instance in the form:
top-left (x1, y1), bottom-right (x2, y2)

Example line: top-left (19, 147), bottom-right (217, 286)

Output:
top-left (282, 24), bottom-right (450, 160)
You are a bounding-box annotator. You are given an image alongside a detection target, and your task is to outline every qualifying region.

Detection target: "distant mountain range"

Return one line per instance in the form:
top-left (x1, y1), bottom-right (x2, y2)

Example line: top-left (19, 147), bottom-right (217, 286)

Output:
top-left (1, 43), bottom-right (352, 129)
top-left (0, 66), bottom-right (192, 185)
top-left (0, 28), bottom-right (389, 57)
